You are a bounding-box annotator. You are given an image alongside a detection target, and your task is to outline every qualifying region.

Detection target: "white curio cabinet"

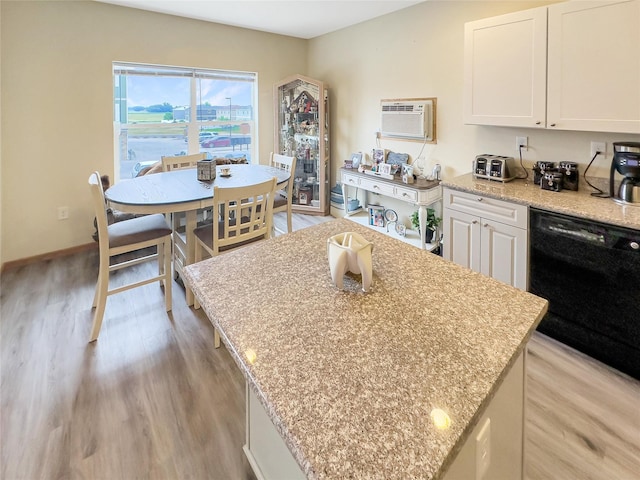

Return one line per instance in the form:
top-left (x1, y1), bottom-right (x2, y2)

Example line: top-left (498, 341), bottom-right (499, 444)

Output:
top-left (274, 74), bottom-right (330, 215)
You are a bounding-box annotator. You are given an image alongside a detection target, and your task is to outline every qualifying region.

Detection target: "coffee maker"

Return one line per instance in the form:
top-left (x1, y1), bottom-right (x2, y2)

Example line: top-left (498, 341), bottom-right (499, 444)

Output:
top-left (610, 142), bottom-right (640, 205)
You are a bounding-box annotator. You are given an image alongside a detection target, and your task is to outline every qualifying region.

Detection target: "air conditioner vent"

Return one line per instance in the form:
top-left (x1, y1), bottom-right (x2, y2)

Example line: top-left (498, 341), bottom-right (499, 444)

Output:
top-left (382, 104), bottom-right (416, 113)
top-left (380, 99), bottom-right (435, 141)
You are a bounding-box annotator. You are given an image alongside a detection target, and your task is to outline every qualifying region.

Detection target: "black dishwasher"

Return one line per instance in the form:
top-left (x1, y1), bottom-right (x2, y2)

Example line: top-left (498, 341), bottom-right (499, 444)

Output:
top-left (529, 208), bottom-right (640, 379)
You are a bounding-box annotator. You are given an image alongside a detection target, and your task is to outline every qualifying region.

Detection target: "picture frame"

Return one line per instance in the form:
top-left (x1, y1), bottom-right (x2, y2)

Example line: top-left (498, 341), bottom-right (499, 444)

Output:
top-left (401, 163), bottom-right (414, 177)
top-left (368, 204), bottom-right (385, 227)
top-left (350, 152), bottom-right (362, 169)
top-left (372, 148), bottom-right (385, 165)
top-left (378, 163), bottom-right (392, 176)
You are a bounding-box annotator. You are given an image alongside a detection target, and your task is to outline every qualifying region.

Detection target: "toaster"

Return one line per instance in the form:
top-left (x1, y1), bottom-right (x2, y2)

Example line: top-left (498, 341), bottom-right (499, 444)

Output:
top-left (473, 155), bottom-right (516, 182)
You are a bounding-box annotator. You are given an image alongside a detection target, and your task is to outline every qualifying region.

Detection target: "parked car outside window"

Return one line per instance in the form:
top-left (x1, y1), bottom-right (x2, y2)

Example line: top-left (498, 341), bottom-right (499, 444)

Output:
top-left (201, 136), bottom-right (231, 148)
top-left (185, 131), bottom-right (216, 143)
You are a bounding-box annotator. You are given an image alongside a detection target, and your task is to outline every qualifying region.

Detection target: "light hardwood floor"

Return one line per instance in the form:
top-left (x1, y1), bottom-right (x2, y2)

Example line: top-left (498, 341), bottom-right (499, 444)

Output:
top-left (1, 212), bottom-right (639, 479)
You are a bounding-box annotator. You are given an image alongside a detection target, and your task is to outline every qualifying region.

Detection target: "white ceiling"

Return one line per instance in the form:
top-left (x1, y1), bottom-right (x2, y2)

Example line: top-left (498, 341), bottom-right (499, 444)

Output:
top-left (96, 0), bottom-right (428, 39)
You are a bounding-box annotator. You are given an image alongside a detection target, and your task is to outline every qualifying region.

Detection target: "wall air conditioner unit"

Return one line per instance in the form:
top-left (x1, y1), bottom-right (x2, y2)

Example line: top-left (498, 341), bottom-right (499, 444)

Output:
top-left (380, 99), bottom-right (435, 141)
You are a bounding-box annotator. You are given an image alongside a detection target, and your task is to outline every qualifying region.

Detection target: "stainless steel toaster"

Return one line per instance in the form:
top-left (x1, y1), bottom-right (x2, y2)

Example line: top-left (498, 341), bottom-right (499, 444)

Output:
top-left (472, 155), bottom-right (516, 182)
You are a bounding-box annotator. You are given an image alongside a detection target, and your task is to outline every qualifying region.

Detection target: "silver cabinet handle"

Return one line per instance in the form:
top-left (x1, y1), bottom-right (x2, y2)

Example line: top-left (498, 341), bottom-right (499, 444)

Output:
top-left (477, 197), bottom-right (483, 202)
top-left (373, 185), bottom-right (380, 190)
top-left (472, 220), bottom-right (478, 224)
top-left (483, 223), bottom-right (490, 228)
top-left (535, 121), bottom-right (541, 125)
top-left (550, 123), bottom-right (556, 127)
top-left (402, 193), bottom-right (411, 198)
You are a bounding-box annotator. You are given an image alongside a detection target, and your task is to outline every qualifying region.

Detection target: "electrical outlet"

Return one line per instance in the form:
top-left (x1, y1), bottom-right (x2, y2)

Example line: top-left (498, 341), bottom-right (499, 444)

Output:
top-left (475, 418), bottom-right (491, 480)
top-left (57, 206), bottom-right (69, 220)
top-left (516, 136), bottom-right (528, 151)
top-left (591, 141), bottom-right (606, 158)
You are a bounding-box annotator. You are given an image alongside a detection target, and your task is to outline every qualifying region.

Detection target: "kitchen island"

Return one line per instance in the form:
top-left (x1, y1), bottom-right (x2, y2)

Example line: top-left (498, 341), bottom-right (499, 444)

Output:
top-left (183, 218), bottom-right (548, 479)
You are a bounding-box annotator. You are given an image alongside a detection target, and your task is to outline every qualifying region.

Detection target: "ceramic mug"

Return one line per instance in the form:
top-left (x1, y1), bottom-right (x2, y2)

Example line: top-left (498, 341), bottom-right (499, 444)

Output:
top-left (220, 166), bottom-right (231, 176)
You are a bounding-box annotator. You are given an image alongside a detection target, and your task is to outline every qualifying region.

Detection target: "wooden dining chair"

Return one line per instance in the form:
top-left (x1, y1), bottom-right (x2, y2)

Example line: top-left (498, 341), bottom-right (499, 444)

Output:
top-left (192, 177), bottom-right (278, 346)
top-left (161, 152), bottom-right (207, 172)
top-left (269, 152), bottom-right (297, 234)
top-left (161, 153), bottom-right (210, 280)
top-left (88, 171), bottom-right (173, 342)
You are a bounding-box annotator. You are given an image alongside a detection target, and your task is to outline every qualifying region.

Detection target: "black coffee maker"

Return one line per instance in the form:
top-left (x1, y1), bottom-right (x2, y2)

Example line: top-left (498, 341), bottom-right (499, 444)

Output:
top-left (610, 142), bottom-right (640, 205)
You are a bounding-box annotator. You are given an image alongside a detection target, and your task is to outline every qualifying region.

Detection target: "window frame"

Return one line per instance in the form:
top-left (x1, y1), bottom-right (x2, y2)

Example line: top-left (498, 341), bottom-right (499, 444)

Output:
top-left (113, 62), bottom-right (258, 179)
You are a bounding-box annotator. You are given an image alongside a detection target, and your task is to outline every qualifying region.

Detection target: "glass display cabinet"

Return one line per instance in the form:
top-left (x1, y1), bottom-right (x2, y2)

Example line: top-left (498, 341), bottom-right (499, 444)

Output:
top-left (274, 74), bottom-right (329, 215)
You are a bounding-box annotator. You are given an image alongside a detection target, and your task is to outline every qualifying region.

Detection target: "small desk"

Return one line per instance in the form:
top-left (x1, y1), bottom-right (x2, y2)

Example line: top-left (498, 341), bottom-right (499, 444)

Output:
top-left (105, 164), bottom-right (289, 305)
top-left (341, 168), bottom-right (441, 249)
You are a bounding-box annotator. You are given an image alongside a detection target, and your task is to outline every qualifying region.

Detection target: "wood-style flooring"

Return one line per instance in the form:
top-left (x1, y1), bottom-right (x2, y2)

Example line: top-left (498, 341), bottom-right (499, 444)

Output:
top-left (2, 212), bottom-right (639, 479)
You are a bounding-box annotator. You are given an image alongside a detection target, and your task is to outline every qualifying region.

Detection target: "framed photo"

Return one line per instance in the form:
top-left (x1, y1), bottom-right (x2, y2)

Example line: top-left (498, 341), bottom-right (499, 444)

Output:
top-left (401, 163), bottom-right (414, 176)
top-left (372, 148), bottom-right (385, 165)
top-left (368, 205), bottom-right (385, 227)
top-left (378, 163), bottom-right (392, 176)
top-left (350, 152), bottom-right (362, 169)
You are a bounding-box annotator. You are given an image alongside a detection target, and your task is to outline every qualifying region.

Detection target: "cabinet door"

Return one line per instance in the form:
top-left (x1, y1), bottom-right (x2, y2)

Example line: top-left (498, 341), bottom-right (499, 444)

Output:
top-left (464, 7), bottom-right (547, 127)
top-left (480, 220), bottom-right (528, 290)
top-left (443, 208), bottom-right (481, 272)
top-left (547, 0), bottom-right (640, 133)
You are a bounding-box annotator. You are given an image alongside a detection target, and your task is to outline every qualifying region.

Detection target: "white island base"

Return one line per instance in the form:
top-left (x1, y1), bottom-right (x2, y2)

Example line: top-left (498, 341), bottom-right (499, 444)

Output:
top-left (244, 351), bottom-right (526, 480)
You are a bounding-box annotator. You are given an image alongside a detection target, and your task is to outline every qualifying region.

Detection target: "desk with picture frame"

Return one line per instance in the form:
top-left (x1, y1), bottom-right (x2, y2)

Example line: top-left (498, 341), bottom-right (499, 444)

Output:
top-left (340, 167), bottom-right (441, 250)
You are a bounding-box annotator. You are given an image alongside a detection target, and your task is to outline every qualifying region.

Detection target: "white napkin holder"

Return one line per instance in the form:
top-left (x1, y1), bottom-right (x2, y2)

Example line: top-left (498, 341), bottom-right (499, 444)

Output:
top-left (327, 232), bottom-right (374, 292)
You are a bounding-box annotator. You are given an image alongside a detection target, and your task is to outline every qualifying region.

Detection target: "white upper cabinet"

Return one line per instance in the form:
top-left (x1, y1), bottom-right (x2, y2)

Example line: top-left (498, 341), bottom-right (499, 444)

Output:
top-left (463, 7), bottom-right (548, 128)
top-left (464, 0), bottom-right (640, 134)
top-left (547, 0), bottom-right (640, 133)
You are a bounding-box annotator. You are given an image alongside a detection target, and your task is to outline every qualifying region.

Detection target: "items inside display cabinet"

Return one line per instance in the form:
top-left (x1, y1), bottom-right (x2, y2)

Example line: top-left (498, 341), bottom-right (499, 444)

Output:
top-left (275, 74), bottom-right (329, 214)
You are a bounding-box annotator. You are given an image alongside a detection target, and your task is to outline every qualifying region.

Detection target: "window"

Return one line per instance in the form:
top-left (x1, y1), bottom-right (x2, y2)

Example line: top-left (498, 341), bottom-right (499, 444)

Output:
top-left (113, 62), bottom-right (257, 180)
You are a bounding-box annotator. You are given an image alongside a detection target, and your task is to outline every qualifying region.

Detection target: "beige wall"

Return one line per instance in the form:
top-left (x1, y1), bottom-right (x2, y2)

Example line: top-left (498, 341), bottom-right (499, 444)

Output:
top-left (0, 0), bottom-right (306, 265)
top-left (3, 0), bottom-right (640, 265)
top-left (308, 0), bottom-right (640, 196)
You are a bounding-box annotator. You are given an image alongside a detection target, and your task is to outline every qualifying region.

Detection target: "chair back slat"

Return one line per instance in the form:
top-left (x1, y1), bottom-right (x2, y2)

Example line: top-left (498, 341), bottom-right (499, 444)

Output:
top-left (269, 153), bottom-right (297, 234)
top-left (212, 177), bottom-right (277, 254)
top-left (162, 153), bottom-right (207, 172)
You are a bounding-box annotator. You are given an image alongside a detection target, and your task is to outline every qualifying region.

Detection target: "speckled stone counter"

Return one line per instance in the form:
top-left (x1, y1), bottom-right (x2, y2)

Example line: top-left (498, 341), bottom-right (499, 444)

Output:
top-left (183, 218), bottom-right (548, 480)
top-left (441, 173), bottom-right (640, 230)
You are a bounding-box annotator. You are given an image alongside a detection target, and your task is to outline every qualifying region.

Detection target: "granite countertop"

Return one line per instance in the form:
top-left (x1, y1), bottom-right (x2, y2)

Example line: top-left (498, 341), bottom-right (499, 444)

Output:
top-left (441, 173), bottom-right (640, 230)
top-left (183, 218), bottom-right (548, 480)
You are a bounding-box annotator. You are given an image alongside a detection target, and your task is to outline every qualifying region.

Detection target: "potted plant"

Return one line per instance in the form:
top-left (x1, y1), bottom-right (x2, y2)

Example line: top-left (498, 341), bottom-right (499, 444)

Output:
top-left (411, 208), bottom-right (442, 243)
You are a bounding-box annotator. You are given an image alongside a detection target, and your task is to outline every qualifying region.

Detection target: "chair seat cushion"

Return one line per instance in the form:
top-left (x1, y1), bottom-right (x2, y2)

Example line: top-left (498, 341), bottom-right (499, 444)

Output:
top-left (193, 217), bottom-right (264, 252)
top-left (108, 214), bottom-right (172, 248)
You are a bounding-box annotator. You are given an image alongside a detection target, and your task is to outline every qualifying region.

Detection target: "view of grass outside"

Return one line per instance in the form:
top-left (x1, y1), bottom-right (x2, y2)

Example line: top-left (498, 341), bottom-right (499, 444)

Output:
top-left (114, 63), bottom-right (256, 179)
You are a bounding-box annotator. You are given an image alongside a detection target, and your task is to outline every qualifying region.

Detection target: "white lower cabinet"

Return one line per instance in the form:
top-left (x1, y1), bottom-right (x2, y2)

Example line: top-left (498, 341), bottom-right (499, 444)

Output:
top-left (443, 188), bottom-right (528, 290)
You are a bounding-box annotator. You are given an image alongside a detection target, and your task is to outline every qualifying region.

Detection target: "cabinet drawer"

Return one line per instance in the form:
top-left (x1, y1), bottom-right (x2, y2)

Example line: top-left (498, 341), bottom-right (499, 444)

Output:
top-left (394, 185), bottom-right (418, 202)
top-left (360, 177), bottom-right (395, 196)
top-left (443, 188), bottom-right (528, 229)
top-left (342, 172), bottom-right (361, 187)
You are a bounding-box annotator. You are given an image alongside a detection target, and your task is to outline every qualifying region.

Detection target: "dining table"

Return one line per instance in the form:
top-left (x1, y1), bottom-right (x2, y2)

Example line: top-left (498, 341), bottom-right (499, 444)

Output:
top-left (105, 163), bottom-right (290, 306)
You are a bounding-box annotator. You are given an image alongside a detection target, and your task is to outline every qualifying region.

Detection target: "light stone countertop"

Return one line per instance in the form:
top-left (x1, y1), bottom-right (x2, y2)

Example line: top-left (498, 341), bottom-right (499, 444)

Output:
top-left (183, 218), bottom-right (548, 480)
top-left (441, 173), bottom-right (640, 230)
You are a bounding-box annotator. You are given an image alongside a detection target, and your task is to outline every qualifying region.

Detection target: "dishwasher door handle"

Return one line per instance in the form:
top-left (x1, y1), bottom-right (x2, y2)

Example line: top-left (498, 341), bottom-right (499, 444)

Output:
top-left (547, 224), bottom-right (605, 244)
